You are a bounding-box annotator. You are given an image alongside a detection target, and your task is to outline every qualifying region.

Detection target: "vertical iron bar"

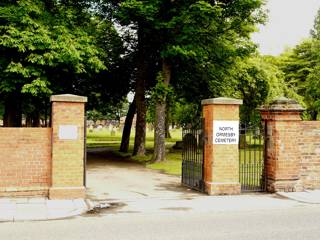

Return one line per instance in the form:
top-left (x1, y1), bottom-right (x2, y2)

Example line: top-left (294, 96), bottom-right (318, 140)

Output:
top-left (191, 128), bottom-right (193, 187)
top-left (184, 128), bottom-right (186, 185)
top-left (201, 118), bottom-right (205, 191)
top-left (242, 124), bottom-right (245, 190)
top-left (240, 127), bottom-right (243, 190)
top-left (239, 126), bottom-right (241, 189)
top-left (249, 125), bottom-right (252, 190)
top-left (246, 125), bottom-right (249, 191)
top-left (187, 128), bottom-right (190, 186)
top-left (185, 128), bottom-right (188, 185)
top-left (246, 126), bottom-right (249, 191)
top-left (239, 124), bottom-right (242, 190)
top-left (254, 126), bottom-right (257, 190)
top-left (241, 125), bottom-right (244, 190)
top-left (190, 129), bottom-right (193, 187)
top-left (244, 127), bottom-right (246, 191)
top-left (192, 128), bottom-right (194, 187)
top-left (184, 129), bottom-right (186, 184)
top-left (264, 120), bottom-right (268, 191)
top-left (181, 129), bottom-right (183, 185)
top-left (259, 126), bottom-right (263, 191)
top-left (195, 129), bottom-right (197, 187)
top-left (188, 128), bottom-right (191, 186)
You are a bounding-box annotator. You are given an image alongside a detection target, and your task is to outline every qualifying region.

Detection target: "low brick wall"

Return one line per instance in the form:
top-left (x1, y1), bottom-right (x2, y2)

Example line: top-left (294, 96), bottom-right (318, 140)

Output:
top-left (0, 128), bottom-right (52, 196)
top-left (300, 121), bottom-right (320, 189)
top-left (0, 94), bottom-right (86, 199)
top-left (260, 98), bottom-right (320, 192)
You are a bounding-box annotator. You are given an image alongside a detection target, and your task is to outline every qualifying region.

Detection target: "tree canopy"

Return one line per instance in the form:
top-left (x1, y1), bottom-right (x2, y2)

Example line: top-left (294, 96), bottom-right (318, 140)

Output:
top-left (0, 0), bottom-right (127, 126)
top-left (275, 8), bottom-right (320, 120)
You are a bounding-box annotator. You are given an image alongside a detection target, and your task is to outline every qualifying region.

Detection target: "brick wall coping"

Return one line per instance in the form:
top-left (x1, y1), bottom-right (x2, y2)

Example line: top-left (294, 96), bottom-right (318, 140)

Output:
top-left (259, 96), bottom-right (305, 112)
top-left (201, 97), bottom-right (243, 106)
top-left (50, 94), bottom-right (87, 103)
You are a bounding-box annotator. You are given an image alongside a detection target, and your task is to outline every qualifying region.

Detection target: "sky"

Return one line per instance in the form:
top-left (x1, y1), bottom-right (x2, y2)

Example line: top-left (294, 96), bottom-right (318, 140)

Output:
top-left (252, 0), bottom-right (320, 56)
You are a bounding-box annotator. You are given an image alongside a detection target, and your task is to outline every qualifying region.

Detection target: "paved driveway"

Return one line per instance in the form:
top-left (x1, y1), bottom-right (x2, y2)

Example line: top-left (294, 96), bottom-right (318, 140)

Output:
top-left (85, 149), bottom-right (202, 212)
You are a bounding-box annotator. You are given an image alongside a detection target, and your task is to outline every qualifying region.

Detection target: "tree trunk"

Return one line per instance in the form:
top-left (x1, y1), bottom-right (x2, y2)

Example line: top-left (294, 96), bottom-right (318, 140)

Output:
top-left (133, 71), bottom-right (147, 156)
top-left (310, 110), bottom-right (318, 120)
top-left (26, 116), bottom-right (32, 127)
top-left (152, 59), bottom-right (171, 162)
top-left (120, 96), bottom-right (136, 153)
top-left (133, 26), bottom-right (148, 156)
top-left (3, 94), bottom-right (22, 127)
top-left (165, 107), bottom-right (171, 139)
top-left (44, 100), bottom-right (49, 127)
top-left (32, 111), bottom-right (41, 127)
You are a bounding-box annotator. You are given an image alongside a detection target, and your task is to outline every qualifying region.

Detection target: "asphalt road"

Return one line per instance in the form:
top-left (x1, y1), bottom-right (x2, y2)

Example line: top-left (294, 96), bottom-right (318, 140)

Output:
top-left (1, 205), bottom-right (320, 240)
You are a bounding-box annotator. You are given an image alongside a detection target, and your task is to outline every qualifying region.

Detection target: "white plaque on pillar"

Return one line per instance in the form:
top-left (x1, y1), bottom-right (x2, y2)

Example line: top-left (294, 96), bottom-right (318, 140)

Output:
top-left (59, 125), bottom-right (78, 140)
top-left (213, 121), bottom-right (239, 144)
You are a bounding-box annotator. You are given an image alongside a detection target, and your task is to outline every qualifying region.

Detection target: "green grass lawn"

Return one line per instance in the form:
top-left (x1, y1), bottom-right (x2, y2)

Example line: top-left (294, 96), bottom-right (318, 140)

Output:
top-left (87, 128), bottom-right (183, 175)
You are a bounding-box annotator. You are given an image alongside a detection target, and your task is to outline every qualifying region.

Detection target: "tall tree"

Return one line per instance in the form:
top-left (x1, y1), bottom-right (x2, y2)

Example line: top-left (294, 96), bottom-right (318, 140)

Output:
top-left (133, 26), bottom-right (149, 156)
top-left (149, 0), bottom-right (266, 162)
top-left (109, 1), bottom-right (161, 156)
top-left (277, 6), bottom-right (320, 119)
top-left (311, 8), bottom-right (320, 39)
top-left (110, 0), bottom-right (266, 161)
top-left (0, 0), bottom-right (106, 126)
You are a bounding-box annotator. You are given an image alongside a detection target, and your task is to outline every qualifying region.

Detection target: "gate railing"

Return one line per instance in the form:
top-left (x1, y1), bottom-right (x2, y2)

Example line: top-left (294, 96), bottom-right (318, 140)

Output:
top-left (239, 122), bottom-right (266, 192)
top-left (181, 121), bottom-right (205, 192)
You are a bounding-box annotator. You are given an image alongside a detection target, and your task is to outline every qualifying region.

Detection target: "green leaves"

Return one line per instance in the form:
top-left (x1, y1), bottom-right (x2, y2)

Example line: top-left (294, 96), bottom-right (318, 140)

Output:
top-left (277, 34), bottom-right (320, 119)
top-left (305, 66), bottom-right (320, 117)
top-left (21, 78), bottom-right (52, 96)
top-left (230, 56), bottom-right (288, 123)
top-left (0, 0), bottom-right (106, 98)
top-left (116, 0), bottom-right (161, 26)
top-left (151, 73), bottom-right (174, 104)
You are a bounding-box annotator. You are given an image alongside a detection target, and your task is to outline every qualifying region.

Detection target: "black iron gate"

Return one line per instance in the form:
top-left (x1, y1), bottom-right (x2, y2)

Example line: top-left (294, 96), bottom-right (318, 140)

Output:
top-left (181, 121), bottom-right (205, 192)
top-left (239, 123), bottom-right (266, 192)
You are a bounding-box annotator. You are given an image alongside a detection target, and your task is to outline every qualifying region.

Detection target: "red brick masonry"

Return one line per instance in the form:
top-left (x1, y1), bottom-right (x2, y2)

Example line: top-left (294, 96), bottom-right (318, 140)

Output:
top-left (260, 97), bottom-right (320, 192)
top-left (0, 128), bottom-right (51, 196)
top-left (300, 121), bottom-right (320, 189)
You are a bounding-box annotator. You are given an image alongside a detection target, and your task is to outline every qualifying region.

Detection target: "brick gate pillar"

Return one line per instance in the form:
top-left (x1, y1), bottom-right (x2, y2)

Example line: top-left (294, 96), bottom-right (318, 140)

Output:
top-left (259, 97), bottom-right (304, 192)
top-left (49, 94), bottom-right (87, 199)
top-left (202, 97), bottom-right (242, 195)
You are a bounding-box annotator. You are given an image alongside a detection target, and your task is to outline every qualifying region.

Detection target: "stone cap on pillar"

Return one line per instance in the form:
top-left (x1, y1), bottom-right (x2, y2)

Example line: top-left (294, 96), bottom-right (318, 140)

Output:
top-left (50, 94), bottom-right (88, 103)
top-left (259, 97), bottom-right (305, 112)
top-left (201, 97), bottom-right (243, 106)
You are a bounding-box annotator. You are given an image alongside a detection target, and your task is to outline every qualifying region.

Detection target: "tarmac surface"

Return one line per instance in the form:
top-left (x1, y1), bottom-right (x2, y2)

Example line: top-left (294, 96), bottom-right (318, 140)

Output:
top-left (1, 148), bottom-right (320, 222)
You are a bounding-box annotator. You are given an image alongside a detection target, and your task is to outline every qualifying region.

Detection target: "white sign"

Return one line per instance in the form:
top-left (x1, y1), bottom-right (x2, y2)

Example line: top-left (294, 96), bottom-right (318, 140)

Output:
top-left (59, 125), bottom-right (78, 140)
top-left (213, 121), bottom-right (239, 145)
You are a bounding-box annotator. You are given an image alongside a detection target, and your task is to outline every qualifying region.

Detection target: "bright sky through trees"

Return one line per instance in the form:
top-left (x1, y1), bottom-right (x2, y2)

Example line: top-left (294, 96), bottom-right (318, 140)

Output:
top-left (252, 0), bottom-right (320, 55)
